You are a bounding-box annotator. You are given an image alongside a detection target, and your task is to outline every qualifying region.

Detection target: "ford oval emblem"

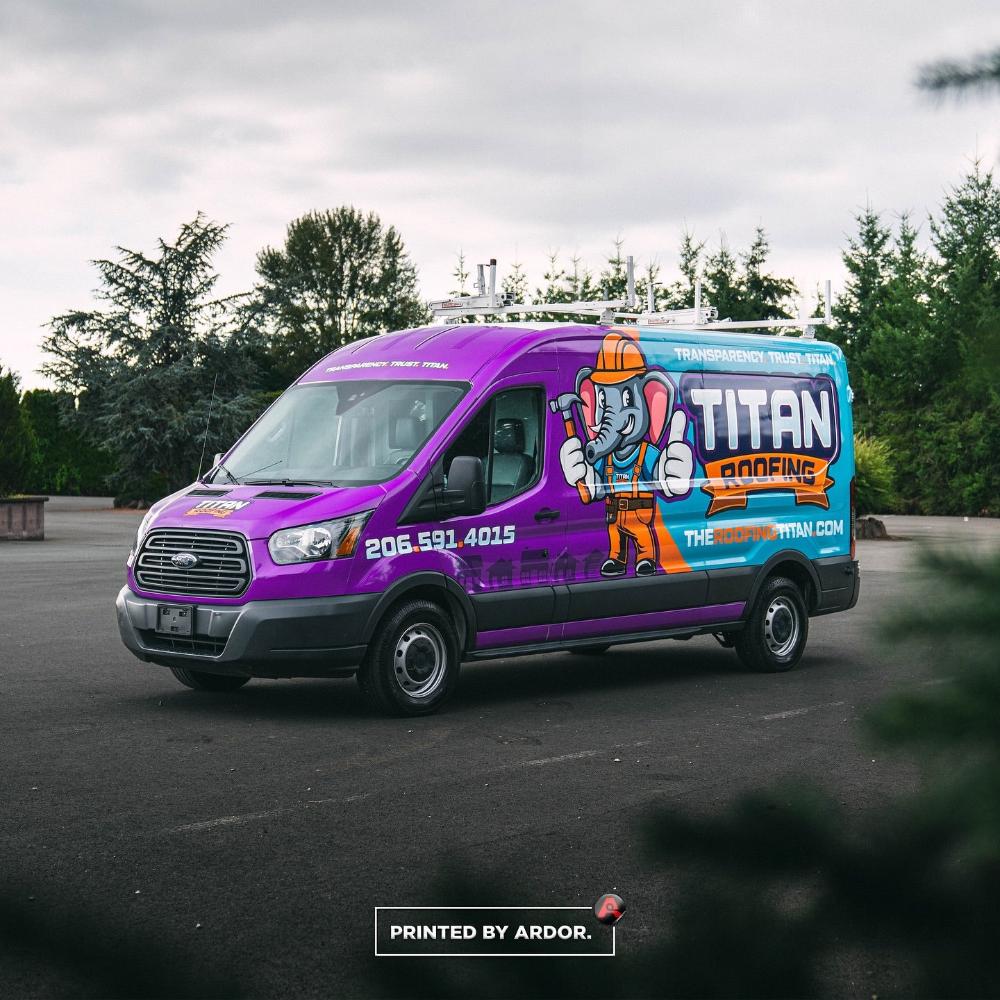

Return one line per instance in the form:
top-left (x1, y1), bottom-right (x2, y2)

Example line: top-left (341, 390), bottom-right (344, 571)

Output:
top-left (171, 551), bottom-right (199, 569)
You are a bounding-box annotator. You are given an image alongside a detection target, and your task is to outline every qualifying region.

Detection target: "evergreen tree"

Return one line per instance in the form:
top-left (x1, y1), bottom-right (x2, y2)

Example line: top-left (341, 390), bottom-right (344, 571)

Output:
top-left (916, 163), bottom-right (1000, 514)
top-left (450, 250), bottom-right (469, 296)
top-left (635, 259), bottom-right (661, 313)
top-left (0, 366), bottom-right (35, 496)
top-left (703, 235), bottom-right (741, 320)
top-left (599, 237), bottom-right (628, 300)
top-left (567, 253), bottom-right (600, 303)
top-left (831, 205), bottom-right (894, 426)
top-left (739, 226), bottom-right (797, 321)
top-left (501, 258), bottom-right (528, 303)
top-left (255, 207), bottom-right (428, 381)
top-left (662, 229), bottom-right (704, 308)
top-left (533, 251), bottom-right (571, 305)
top-left (41, 216), bottom-right (262, 502)
top-left (930, 161), bottom-right (1000, 390)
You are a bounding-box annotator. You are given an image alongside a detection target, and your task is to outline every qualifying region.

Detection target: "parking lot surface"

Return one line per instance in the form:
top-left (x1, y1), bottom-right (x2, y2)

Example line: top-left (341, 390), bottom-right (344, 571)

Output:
top-left (2, 500), bottom-right (994, 997)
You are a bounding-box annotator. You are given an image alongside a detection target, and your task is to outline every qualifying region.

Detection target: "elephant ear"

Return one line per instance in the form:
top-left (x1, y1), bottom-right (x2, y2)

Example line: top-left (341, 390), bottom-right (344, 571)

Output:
top-left (643, 373), bottom-right (673, 443)
top-left (577, 371), bottom-right (598, 441)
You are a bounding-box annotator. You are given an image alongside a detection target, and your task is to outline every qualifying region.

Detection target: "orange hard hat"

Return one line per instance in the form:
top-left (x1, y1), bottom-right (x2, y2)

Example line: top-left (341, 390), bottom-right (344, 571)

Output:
top-left (590, 330), bottom-right (647, 384)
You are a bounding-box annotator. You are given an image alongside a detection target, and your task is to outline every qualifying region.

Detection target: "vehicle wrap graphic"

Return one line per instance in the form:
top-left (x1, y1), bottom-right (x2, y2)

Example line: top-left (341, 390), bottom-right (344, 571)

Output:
top-left (184, 499), bottom-right (252, 518)
top-left (553, 329), bottom-right (694, 577)
top-left (680, 372), bottom-right (840, 516)
top-left (552, 328), bottom-right (852, 581)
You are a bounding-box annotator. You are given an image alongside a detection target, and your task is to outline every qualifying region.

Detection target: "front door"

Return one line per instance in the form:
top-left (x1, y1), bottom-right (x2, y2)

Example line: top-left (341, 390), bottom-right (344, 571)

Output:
top-left (403, 368), bottom-right (569, 651)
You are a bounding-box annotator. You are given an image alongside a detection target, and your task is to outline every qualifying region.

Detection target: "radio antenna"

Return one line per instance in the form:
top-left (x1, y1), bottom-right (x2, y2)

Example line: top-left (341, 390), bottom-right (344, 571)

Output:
top-left (196, 373), bottom-right (219, 483)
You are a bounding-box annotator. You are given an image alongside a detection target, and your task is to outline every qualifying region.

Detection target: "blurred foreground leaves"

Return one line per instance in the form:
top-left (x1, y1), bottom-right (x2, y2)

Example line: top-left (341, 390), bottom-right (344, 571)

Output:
top-left (382, 548), bottom-right (1000, 998)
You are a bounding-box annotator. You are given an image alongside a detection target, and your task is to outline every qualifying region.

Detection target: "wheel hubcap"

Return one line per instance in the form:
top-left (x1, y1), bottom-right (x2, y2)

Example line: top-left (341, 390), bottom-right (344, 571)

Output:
top-left (393, 623), bottom-right (447, 698)
top-left (763, 597), bottom-right (800, 657)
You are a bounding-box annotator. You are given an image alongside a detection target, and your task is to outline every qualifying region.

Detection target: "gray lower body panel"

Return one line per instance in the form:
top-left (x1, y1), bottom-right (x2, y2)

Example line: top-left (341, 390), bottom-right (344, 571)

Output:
top-left (813, 556), bottom-right (860, 615)
top-left (116, 587), bottom-right (376, 678)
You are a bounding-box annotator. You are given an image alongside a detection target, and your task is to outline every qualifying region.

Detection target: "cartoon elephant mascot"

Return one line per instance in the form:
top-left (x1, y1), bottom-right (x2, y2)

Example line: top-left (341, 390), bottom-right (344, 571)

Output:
top-left (558, 331), bottom-right (694, 577)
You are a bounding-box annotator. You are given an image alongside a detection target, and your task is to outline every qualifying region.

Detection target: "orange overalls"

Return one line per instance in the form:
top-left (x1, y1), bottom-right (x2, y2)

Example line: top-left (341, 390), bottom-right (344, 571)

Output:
top-left (604, 442), bottom-right (657, 565)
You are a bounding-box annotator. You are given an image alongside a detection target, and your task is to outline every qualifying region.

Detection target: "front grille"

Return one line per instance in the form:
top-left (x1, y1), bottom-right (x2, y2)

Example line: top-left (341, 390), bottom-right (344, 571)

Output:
top-left (136, 629), bottom-right (227, 657)
top-left (135, 528), bottom-right (251, 598)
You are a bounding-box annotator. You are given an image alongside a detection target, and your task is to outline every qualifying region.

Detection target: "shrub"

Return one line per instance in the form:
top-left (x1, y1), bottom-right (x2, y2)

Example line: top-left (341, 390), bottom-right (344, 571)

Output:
top-left (854, 433), bottom-right (895, 514)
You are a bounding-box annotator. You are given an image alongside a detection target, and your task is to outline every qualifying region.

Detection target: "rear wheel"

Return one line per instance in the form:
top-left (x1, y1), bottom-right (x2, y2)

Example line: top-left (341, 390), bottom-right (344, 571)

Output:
top-left (357, 599), bottom-right (460, 716)
top-left (735, 576), bottom-right (808, 673)
top-left (569, 644), bottom-right (611, 656)
top-left (169, 667), bottom-right (250, 691)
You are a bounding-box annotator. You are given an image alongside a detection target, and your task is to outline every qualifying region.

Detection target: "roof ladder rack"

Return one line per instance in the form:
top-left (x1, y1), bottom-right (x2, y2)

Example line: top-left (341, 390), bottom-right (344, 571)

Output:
top-left (428, 257), bottom-right (833, 337)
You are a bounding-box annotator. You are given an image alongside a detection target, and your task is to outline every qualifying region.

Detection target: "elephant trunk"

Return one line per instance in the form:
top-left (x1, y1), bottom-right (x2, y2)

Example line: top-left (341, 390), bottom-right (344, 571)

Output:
top-left (585, 417), bottom-right (620, 465)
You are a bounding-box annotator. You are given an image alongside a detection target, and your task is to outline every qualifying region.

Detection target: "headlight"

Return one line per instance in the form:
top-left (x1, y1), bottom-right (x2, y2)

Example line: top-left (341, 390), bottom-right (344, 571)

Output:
top-left (128, 509), bottom-right (156, 562)
top-left (268, 511), bottom-right (371, 565)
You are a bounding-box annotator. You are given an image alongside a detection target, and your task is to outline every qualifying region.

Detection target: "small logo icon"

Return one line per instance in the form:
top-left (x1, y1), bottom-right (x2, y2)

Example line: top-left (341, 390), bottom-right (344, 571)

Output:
top-left (594, 892), bottom-right (625, 924)
top-left (171, 552), bottom-right (199, 569)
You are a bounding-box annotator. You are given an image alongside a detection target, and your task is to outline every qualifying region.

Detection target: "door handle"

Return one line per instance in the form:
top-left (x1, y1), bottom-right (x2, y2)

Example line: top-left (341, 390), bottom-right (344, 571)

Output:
top-left (534, 507), bottom-right (560, 522)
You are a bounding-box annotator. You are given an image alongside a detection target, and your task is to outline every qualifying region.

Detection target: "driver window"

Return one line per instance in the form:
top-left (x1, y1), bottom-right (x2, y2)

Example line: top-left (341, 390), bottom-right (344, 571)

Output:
top-left (443, 387), bottom-right (542, 505)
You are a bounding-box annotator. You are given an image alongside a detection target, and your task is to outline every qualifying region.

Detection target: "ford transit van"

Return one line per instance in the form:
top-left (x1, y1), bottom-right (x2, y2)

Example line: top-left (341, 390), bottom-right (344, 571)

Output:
top-left (117, 322), bottom-right (859, 715)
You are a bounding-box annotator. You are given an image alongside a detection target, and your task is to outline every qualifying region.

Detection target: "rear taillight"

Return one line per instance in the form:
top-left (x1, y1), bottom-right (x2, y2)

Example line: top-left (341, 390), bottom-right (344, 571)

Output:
top-left (850, 476), bottom-right (857, 560)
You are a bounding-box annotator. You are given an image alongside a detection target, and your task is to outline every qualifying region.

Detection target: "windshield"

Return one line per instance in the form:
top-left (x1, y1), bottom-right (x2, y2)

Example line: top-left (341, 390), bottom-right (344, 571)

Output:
top-left (212, 380), bottom-right (467, 487)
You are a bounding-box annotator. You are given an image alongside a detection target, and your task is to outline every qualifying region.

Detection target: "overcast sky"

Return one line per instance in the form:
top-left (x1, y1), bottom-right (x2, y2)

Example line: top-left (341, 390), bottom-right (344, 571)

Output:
top-left (1, 1), bottom-right (997, 388)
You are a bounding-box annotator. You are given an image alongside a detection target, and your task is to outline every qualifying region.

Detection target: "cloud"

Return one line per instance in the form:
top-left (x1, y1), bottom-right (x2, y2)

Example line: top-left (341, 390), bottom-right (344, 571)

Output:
top-left (0, 0), bottom-right (998, 386)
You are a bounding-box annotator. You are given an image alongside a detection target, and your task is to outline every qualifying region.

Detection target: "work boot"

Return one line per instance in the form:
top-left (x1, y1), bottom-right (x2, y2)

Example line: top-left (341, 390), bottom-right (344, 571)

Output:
top-left (600, 558), bottom-right (627, 577)
top-left (635, 559), bottom-right (656, 576)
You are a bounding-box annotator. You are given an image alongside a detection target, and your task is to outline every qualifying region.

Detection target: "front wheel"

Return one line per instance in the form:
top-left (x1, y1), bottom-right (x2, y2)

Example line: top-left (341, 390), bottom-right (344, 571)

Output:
top-left (735, 576), bottom-right (808, 673)
top-left (357, 600), bottom-right (460, 716)
top-left (169, 667), bottom-right (251, 691)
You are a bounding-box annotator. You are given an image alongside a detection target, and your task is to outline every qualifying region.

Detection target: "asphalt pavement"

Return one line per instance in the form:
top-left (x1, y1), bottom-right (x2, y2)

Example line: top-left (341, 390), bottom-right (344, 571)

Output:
top-left (2, 500), bottom-right (996, 998)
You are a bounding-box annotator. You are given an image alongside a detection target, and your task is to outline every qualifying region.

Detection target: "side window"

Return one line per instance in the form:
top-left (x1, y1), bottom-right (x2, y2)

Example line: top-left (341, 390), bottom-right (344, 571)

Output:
top-left (409, 386), bottom-right (542, 520)
top-left (443, 388), bottom-right (544, 505)
top-left (488, 388), bottom-right (542, 503)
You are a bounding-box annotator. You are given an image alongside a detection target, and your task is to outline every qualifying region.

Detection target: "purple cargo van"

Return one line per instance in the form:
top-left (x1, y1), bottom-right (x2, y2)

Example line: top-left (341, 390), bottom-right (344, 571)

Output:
top-left (117, 322), bottom-right (859, 715)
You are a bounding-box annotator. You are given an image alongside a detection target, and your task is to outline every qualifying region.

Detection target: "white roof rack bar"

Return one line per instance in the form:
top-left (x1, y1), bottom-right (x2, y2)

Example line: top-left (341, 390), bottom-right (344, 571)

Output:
top-left (428, 259), bottom-right (834, 335)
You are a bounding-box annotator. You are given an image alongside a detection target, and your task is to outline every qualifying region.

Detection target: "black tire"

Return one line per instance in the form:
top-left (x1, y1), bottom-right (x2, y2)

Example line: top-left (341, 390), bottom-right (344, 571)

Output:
top-left (569, 644), bottom-right (611, 656)
top-left (357, 599), bottom-right (460, 716)
top-left (735, 576), bottom-right (809, 673)
top-left (169, 667), bottom-right (251, 691)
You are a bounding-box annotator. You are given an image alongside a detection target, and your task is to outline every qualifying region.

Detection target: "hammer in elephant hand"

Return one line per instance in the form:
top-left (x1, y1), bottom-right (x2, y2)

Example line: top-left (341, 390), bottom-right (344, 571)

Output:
top-left (549, 393), bottom-right (590, 503)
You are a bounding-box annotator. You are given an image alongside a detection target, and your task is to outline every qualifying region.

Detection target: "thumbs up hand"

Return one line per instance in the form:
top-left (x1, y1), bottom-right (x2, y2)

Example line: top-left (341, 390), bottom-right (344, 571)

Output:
top-left (656, 411), bottom-right (693, 498)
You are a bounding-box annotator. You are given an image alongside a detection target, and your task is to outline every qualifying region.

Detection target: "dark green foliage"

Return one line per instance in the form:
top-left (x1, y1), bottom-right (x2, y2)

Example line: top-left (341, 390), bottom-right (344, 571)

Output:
top-left (384, 548), bottom-right (1000, 998)
top-left (254, 207), bottom-right (428, 383)
top-left (20, 389), bottom-right (114, 495)
top-left (648, 547), bottom-right (1000, 997)
top-left (662, 229), bottom-right (704, 308)
top-left (41, 215), bottom-right (263, 503)
top-left (919, 47), bottom-right (1000, 95)
top-left (0, 366), bottom-right (35, 496)
top-left (664, 226), bottom-right (798, 321)
top-left (834, 166), bottom-right (1000, 515)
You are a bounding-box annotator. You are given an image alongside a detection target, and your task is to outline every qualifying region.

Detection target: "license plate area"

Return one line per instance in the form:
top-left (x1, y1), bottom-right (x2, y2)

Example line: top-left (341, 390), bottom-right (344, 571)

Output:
top-left (156, 604), bottom-right (194, 636)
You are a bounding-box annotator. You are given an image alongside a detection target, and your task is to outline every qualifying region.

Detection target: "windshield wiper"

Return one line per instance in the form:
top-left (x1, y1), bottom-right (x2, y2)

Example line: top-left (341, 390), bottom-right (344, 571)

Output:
top-left (213, 463), bottom-right (239, 485)
top-left (243, 478), bottom-right (336, 487)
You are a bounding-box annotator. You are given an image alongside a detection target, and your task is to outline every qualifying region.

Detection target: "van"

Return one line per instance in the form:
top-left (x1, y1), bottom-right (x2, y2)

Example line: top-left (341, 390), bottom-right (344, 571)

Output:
top-left (116, 321), bottom-right (859, 716)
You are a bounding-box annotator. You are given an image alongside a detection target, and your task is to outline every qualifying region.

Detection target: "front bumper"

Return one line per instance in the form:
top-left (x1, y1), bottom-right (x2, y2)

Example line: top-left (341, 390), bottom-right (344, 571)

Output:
top-left (116, 586), bottom-right (377, 678)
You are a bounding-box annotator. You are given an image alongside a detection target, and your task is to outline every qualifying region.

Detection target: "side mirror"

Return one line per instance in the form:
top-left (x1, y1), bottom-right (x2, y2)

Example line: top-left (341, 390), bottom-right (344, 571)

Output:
top-left (213, 453), bottom-right (224, 469)
top-left (445, 456), bottom-right (486, 516)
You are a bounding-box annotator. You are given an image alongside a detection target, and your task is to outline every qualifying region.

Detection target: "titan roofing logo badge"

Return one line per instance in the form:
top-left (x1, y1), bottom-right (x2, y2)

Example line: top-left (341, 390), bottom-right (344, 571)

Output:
top-left (184, 499), bottom-right (252, 518)
top-left (681, 373), bottom-right (840, 516)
